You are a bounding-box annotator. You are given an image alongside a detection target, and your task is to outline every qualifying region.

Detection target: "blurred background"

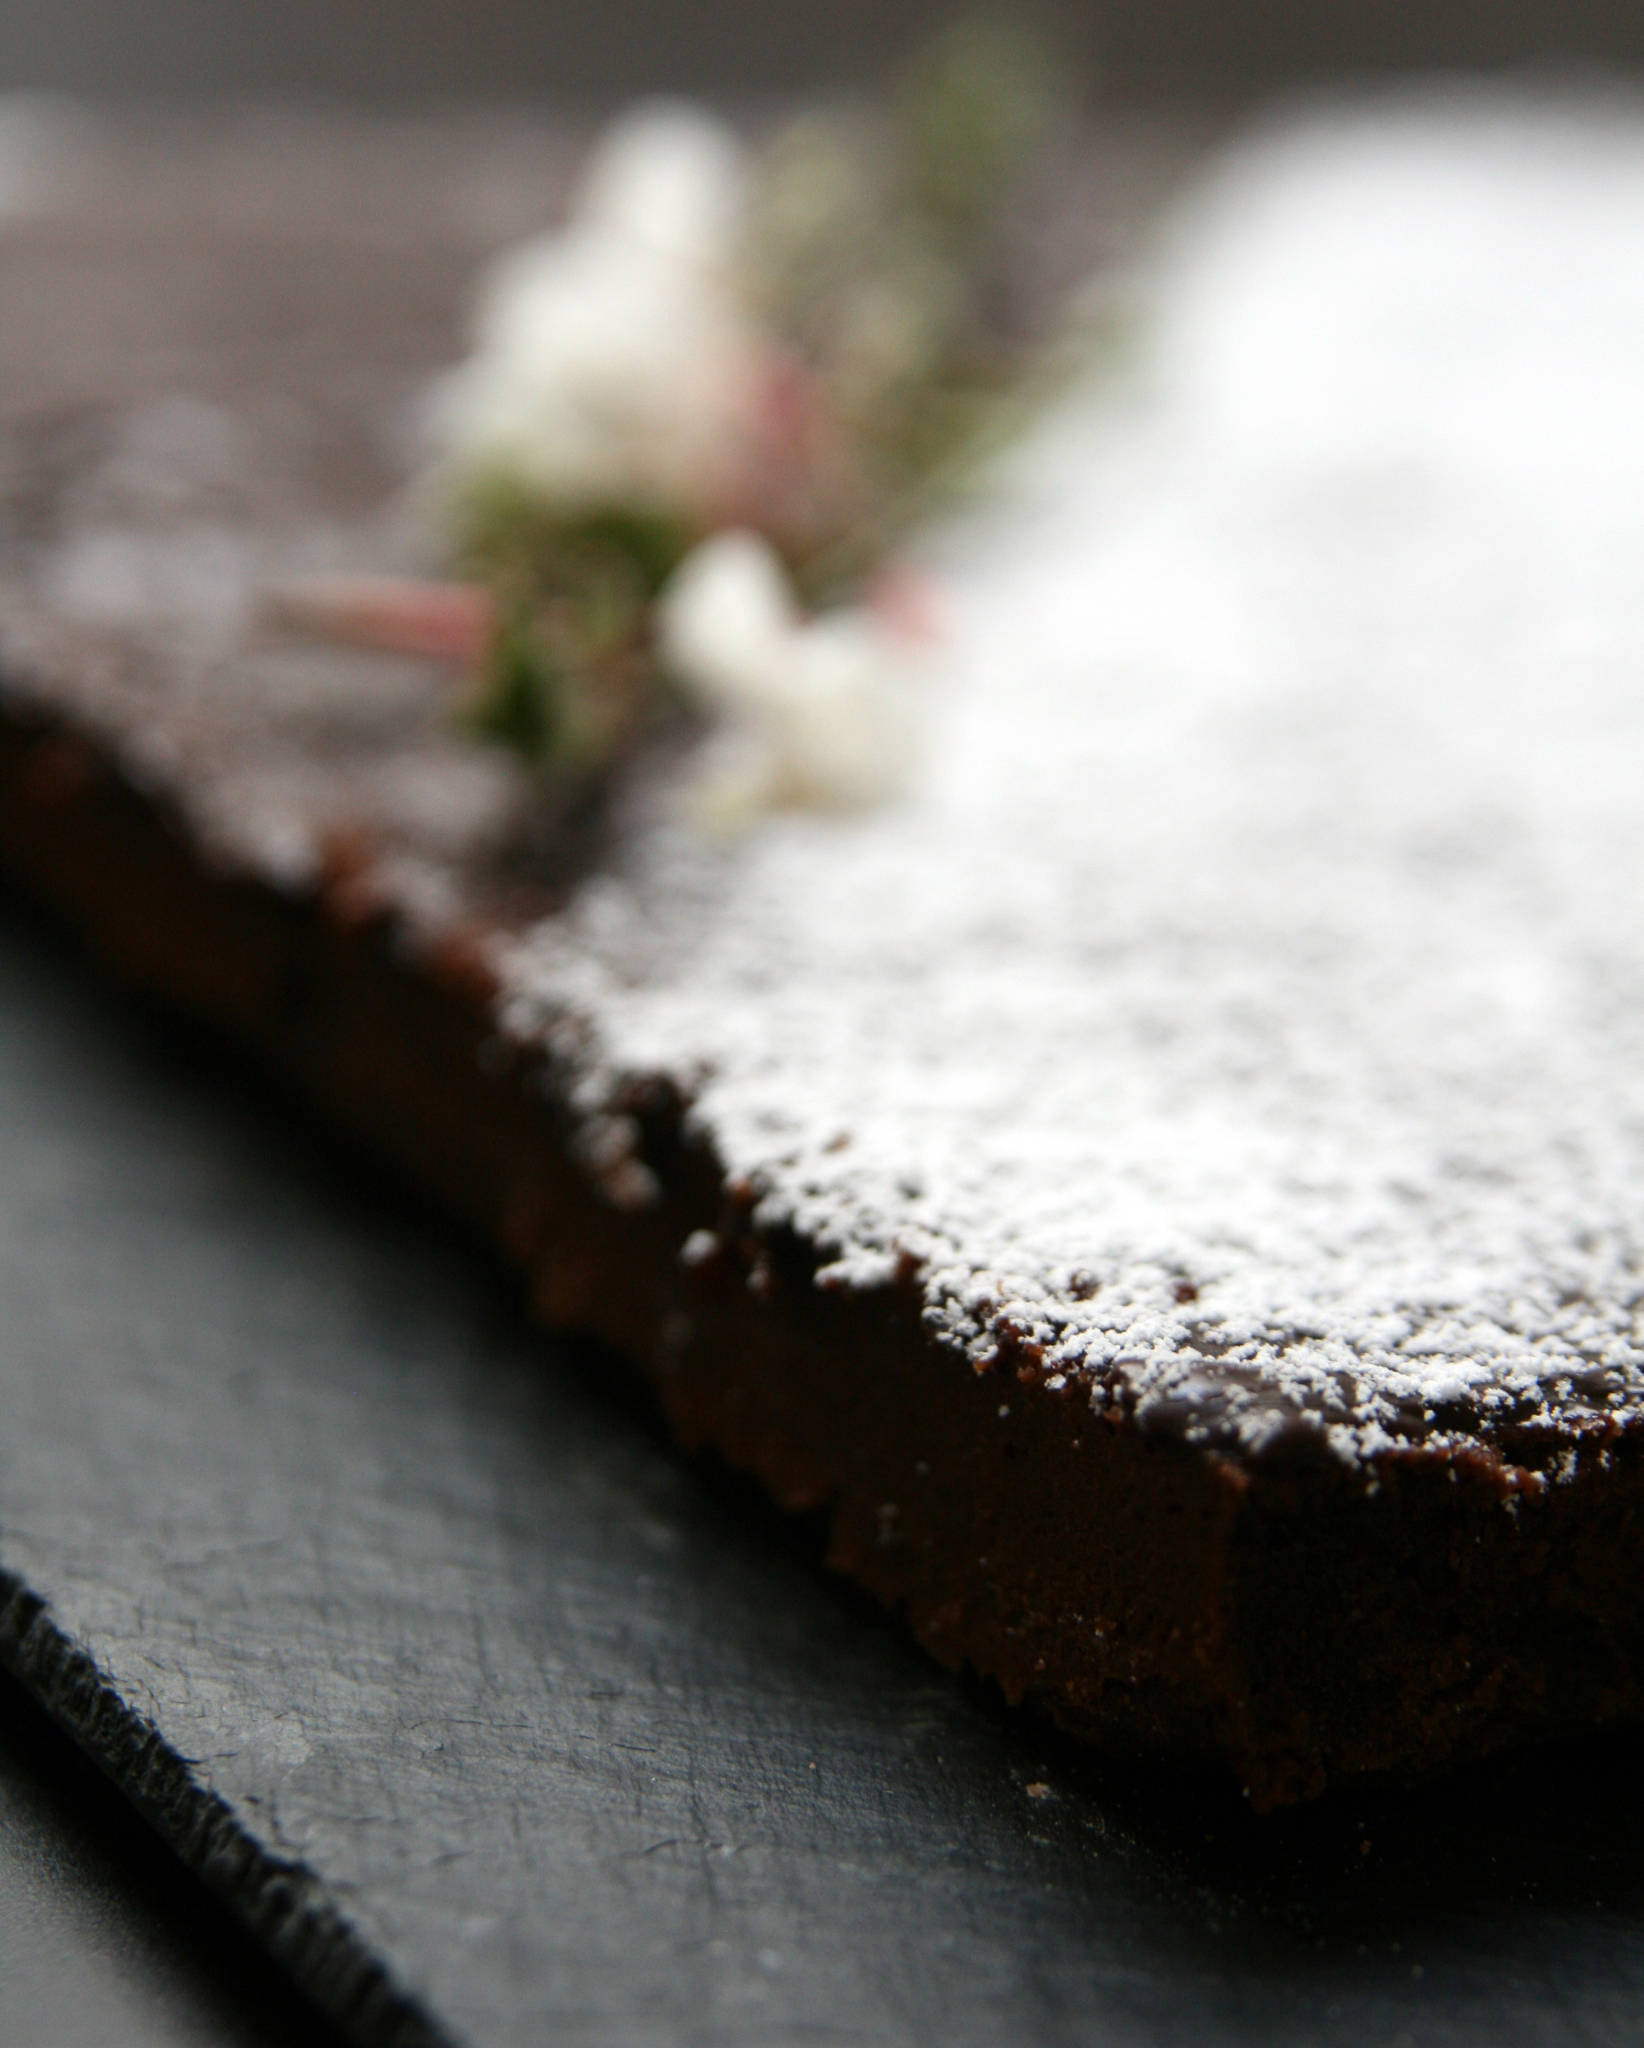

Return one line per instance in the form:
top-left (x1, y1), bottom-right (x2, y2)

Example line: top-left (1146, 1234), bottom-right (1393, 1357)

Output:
top-left (1, 0), bottom-right (1640, 105)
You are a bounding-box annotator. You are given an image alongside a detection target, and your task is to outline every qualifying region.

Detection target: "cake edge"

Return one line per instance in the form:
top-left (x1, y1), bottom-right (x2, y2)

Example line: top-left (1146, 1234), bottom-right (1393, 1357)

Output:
top-left (5, 673), bottom-right (1644, 1809)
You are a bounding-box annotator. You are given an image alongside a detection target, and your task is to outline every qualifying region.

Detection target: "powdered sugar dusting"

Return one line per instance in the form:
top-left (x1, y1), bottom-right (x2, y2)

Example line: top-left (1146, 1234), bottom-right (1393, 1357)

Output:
top-left (497, 95), bottom-right (1644, 1464)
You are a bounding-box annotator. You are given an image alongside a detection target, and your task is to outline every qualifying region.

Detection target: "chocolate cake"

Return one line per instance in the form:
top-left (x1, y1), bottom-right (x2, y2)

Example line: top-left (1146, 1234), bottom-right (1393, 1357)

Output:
top-left (5, 97), bottom-right (1644, 1810)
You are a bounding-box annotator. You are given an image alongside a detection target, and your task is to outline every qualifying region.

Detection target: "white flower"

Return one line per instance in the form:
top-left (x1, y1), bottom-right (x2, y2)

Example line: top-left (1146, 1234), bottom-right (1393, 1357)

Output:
top-left (657, 531), bottom-right (932, 823)
top-left (428, 103), bottom-right (759, 523)
top-left (574, 101), bottom-right (746, 267)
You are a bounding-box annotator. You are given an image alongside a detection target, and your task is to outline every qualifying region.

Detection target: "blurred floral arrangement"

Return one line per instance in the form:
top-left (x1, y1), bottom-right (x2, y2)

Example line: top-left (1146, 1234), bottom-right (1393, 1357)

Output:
top-left (281, 23), bottom-right (1079, 829)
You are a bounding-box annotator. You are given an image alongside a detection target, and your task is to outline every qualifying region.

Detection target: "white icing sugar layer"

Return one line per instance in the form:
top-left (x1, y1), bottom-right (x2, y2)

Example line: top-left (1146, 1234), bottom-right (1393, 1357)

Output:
top-left (500, 94), bottom-right (1644, 1463)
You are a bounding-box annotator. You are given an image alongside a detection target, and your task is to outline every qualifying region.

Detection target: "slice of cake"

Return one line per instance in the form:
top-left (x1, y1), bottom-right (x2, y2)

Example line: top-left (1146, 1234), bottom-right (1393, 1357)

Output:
top-left (5, 96), bottom-right (1644, 1808)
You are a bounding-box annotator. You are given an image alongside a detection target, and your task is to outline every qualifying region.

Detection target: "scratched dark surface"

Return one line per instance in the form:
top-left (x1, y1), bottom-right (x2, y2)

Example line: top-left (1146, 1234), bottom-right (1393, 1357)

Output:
top-left (0, 1659), bottom-right (347, 2048)
top-left (10, 896), bottom-right (1644, 2048)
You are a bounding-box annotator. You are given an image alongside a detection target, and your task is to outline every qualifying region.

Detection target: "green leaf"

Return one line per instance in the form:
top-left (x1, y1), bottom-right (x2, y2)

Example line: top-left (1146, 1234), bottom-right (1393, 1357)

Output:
top-left (452, 468), bottom-right (694, 605)
top-left (900, 19), bottom-right (1061, 248)
top-left (459, 613), bottom-right (562, 765)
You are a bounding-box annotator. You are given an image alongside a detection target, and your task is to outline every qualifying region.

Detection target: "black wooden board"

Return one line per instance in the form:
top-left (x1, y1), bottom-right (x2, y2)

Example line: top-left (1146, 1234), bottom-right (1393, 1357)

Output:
top-left (5, 902), bottom-right (1644, 2048)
